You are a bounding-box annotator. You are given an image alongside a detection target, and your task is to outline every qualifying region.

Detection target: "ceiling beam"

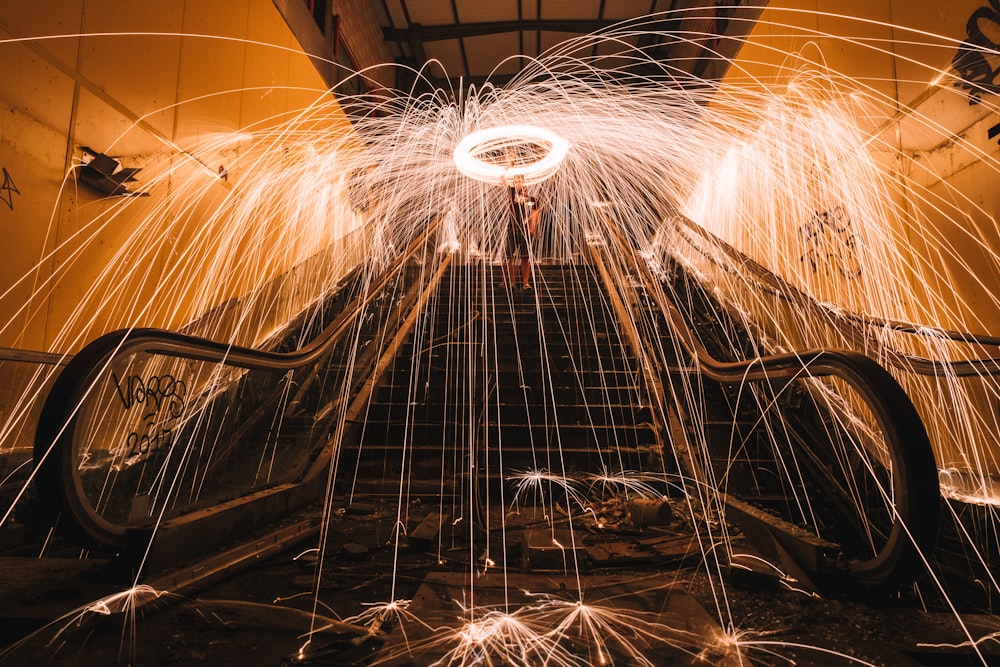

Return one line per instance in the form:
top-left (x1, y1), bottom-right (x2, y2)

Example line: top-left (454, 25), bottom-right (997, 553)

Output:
top-left (535, 0), bottom-right (542, 57)
top-left (448, 0), bottom-right (470, 80)
top-left (383, 19), bottom-right (623, 43)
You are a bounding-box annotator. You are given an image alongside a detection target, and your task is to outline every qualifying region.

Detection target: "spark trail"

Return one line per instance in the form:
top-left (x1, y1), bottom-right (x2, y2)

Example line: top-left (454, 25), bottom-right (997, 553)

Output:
top-left (3, 6), bottom-right (1000, 665)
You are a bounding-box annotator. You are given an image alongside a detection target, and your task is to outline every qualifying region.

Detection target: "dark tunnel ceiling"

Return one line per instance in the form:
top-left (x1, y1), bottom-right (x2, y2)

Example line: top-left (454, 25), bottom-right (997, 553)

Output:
top-left (368, 0), bottom-right (766, 90)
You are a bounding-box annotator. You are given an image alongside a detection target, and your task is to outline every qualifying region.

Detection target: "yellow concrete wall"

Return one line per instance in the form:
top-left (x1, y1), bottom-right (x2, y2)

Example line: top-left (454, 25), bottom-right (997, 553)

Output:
top-left (0, 0), bottom-right (363, 354)
top-left (711, 0), bottom-right (1000, 333)
top-left (705, 1), bottom-right (1000, 478)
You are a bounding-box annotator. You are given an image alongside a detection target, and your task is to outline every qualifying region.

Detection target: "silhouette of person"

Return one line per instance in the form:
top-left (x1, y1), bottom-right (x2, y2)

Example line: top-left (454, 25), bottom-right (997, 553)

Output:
top-left (505, 174), bottom-right (539, 289)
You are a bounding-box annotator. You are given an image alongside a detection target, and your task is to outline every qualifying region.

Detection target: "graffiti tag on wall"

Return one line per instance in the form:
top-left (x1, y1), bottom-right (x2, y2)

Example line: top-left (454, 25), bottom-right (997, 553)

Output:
top-left (953, 0), bottom-right (1000, 104)
top-left (799, 207), bottom-right (862, 278)
top-left (0, 167), bottom-right (19, 210)
top-left (112, 371), bottom-right (187, 459)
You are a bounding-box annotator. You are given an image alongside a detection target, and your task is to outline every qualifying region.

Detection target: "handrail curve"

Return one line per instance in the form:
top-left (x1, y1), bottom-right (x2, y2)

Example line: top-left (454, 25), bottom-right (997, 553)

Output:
top-left (599, 215), bottom-right (940, 590)
top-left (33, 221), bottom-right (440, 547)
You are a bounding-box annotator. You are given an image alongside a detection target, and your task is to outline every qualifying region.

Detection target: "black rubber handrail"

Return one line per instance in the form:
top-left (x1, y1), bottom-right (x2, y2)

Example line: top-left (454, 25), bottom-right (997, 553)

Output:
top-left (33, 220), bottom-right (440, 547)
top-left (0, 347), bottom-right (69, 365)
top-left (599, 216), bottom-right (940, 591)
top-left (673, 215), bottom-right (1000, 376)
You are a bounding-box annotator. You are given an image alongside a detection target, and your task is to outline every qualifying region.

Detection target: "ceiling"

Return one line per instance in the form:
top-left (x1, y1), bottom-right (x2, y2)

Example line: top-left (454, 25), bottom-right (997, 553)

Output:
top-left (368, 0), bottom-right (765, 90)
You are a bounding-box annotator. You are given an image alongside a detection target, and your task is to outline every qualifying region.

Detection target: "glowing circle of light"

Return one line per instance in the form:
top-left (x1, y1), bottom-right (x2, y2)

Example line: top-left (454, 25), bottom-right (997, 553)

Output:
top-left (453, 124), bottom-right (571, 185)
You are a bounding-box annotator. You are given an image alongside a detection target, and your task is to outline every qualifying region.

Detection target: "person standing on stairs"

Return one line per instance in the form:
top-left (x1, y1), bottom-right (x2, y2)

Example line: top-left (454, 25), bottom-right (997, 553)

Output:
top-left (505, 173), bottom-right (540, 290)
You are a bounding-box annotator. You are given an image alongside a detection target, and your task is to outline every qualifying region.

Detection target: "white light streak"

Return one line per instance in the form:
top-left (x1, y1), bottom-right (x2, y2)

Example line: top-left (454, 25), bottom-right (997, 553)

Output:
top-left (453, 124), bottom-right (571, 185)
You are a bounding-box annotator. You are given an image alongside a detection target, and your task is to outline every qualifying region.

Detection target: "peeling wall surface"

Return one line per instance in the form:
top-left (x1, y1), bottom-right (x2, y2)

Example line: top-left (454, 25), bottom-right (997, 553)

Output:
top-left (706, 0), bottom-right (1000, 475)
top-left (5, 1), bottom-right (996, 352)
top-left (0, 0), bottom-right (363, 353)
top-left (718, 0), bottom-right (1000, 334)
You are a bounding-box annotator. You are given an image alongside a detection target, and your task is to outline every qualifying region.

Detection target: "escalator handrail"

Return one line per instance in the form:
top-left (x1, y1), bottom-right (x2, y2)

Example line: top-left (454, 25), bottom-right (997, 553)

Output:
top-left (603, 218), bottom-right (900, 388)
top-left (33, 219), bottom-right (440, 547)
top-left (673, 214), bottom-right (1000, 376)
top-left (598, 215), bottom-right (940, 590)
top-left (74, 220), bottom-right (441, 372)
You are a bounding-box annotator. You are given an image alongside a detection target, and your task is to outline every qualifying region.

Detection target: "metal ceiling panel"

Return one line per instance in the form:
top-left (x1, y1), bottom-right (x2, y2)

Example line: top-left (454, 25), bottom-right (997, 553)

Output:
top-left (539, 29), bottom-right (587, 56)
top-left (422, 37), bottom-right (465, 76)
top-left (603, 0), bottom-right (658, 21)
top-left (540, 0), bottom-right (602, 20)
top-left (382, 0), bottom-right (409, 29)
top-left (454, 0), bottom-right (520, 24)
top-left (522, 27), bottom-right (539, 58)
top-left (463, 32), bottom-right (524, 77)
top-left (369, 0), bottom-right (747, 90)
top-left (404, 0), bottom-right (456, 25)
top-left (593, 33), bottom-right (642, 55)
top-left (519, 0), bottom-right (538, 21)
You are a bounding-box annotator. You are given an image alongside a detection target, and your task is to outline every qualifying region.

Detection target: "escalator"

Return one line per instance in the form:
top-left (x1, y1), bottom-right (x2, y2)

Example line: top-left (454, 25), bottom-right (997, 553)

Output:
top-left (30, 224), bottom-right (445, 572)
top-left (589, 216), bottom-right (941, 594)
top-left (338, 263), bottom-right (668, 504)
top-left (659, 257), bottom-right (938, 592)
top-left (663, 213), bottom-right (1000, 606)
top-left (28, 211), bottom-right (944, 599)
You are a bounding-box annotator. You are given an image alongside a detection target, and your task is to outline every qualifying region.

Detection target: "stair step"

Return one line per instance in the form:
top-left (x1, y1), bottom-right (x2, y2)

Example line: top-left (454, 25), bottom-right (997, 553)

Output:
top-left (375, 382), bottom-right (643, 403)
top-left (335, 261), bottom-right (669, 496)
top-left (361, 401), bottom-right (652, 424)
top-left (355, 422), bottom-right (659, 448)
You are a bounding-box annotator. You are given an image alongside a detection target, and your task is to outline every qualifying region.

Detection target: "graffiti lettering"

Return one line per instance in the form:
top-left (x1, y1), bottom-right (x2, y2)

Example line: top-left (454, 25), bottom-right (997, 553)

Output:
top-left (112, 371), bottom-right (186, 417)
top-left (111, 371), bottom-right (187, 459)
top-left (799, 207), bottom-right (862, 278)
top-left (952, 0), bottom-right (1000, 104)
top-left (0, 167), bottom-right (19, 210)
top-left (125, 426), bottom-right (174, 458)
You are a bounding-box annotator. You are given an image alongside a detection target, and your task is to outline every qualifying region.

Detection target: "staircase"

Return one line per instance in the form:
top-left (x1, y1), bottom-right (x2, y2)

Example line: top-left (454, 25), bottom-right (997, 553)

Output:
top-left (337, 263), bottom-right (667, 503)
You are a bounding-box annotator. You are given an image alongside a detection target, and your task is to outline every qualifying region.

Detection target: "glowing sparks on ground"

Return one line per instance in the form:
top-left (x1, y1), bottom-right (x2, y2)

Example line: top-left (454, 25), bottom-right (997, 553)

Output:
top-left (401, 595), bottom-right (709, 667)
top-left (3, 6), bottom-right (1000, 666)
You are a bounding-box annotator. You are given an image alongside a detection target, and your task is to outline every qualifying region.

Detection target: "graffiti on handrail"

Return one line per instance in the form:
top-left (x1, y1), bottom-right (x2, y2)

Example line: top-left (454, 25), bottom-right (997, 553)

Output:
top-left (111, 371), bottom-right (187, 459)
